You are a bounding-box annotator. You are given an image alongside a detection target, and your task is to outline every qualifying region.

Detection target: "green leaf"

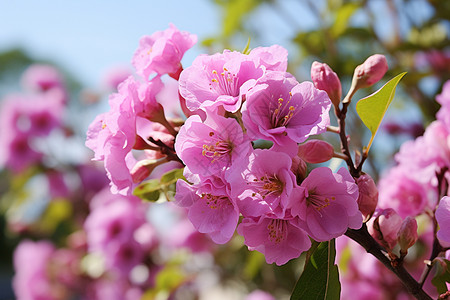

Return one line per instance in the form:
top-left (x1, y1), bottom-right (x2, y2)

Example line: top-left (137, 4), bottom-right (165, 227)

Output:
top-left (356, 72), bottom-right (406, 154)
top-left (330, 3), bottom-right (361, 38)
top-left (431, 259), bottom-right (450, 294)
top-left (160, 168), bottom-right (185, 186)
top-left (133, 179), bottom-right (161, 202)
top-left (291, 239), bottom-right (340, 300)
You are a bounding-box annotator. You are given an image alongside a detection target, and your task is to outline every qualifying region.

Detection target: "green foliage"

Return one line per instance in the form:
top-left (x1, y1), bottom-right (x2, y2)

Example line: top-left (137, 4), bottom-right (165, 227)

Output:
top-left (291, 239), bottom-right (340, 300)
top-left (431, 259), bottom-right (450, 294)
top-left (133, 168), bottom-right (185, 202)
top-left (355, 72), bottom-right (406, 154)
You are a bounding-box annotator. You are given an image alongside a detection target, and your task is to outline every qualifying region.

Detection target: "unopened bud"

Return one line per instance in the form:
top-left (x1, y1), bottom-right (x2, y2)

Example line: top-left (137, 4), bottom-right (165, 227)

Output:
top-left (130, 158), bottom-right (166, 184)
top-left (397, 216), bottom-right (418, 256)
top-left (297, 140), bottom-right (334, 164)
top-left (291, 156), bottom-right (307, 183)
top-left (356, 173), bottom-right (378, 220)
top-left (369, 208), bottom-right (402, 250)
top-left (311, 61), bottom-right (342, 108)
top-left (353, 54), bottom-right (388, 88)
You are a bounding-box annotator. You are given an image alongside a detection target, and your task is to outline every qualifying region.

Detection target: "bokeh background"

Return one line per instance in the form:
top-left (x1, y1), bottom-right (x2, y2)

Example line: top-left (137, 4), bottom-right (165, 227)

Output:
top-left (0, 0), bottom-right (449, 299)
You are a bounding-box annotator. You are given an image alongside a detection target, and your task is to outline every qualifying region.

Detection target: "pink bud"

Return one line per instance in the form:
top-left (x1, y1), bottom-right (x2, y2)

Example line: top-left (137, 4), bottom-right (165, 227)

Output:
top-left (291, 156), bottom-right (307, 182)
top-left (397, 216), bottom-right (418, 255)
top-left (297, 140), bottom-right (334, 164)
top-left (369, 208), bottom-right (402, 250)
top-left (311, 61), bottom-right (342, 108)
top-left (356, 173), bottom-right (378, 220)
top-left (354, 54), bottom-right (388, 87)
top-left (130, 159), bottom-right (165, 184)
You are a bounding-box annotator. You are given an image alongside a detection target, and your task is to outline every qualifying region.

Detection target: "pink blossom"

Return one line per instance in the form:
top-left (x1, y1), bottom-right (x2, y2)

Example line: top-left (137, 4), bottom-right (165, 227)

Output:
top-left (297, 139), bottom-right (334, 164)
top-left (237, 215), bottom-right (311, 266)
top-left (85, 76), bottom-right (165, 194)
top-left (174, 179), bottom-right (239, 244)
top-left (436, 196), bottom-right (450, 246)
top-left (132, 24), bottom-right (197, 79)
top-left (245, 290), bottom-right (276, 300)
top-left (436, 80), bottom-right (450, 127)
top-left (293, 167), bottom-right (362, 242)
top-left (0, 133), bottom-right (42, 172)
top-left (311, 61), bottom-right (342, 107)
top-left (227, 149), bottom-right (299, 218)
top-left (84, 189), bottom-right (148, 274)
top-left (179, 50), bottom-right (265, 113)
top-left (248, 45), bottom-right (288, 72)
top-left (13, 240), bottom-right (59, 300)
top-left (175, 113), bottom-right (251, 178)
top-left (241, 71), bottom-right (331, 147)
top-left (21, 64), bottom-right (65, 92)
top-left (378, 166), bottom-right (436, 218)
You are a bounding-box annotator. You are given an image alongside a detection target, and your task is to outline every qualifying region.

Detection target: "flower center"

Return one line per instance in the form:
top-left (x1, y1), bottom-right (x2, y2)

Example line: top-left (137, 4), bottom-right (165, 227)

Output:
top-left (270, 92), bottom-right (298, 128)
top-left (251, 174), bottom-right (284, 199)
top-left (267, 219), bottom-right (287, 244)
top-left (202, 131), bottom-right (234, 163)
top-left (307, 192), bottom-right (335, 212)
top-left (209, 67), bottom-right (239, 97)
top-left (201, 193), bottom-right (231, 209)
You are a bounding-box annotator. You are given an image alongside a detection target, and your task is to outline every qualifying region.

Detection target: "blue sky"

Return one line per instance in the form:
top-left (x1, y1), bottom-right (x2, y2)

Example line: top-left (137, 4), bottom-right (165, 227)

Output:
top-left (0, 1), bottom-right (221, 86)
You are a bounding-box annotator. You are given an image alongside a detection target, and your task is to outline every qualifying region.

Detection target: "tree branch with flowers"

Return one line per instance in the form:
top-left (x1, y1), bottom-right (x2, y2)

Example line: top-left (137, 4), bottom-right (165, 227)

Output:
top-left (83, 24), bottom-right (450, 300)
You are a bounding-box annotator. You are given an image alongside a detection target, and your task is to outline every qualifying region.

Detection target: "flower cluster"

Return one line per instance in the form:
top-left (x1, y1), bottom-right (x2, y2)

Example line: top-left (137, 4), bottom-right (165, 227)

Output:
top-left (84, 24), bottom-right (365, 266)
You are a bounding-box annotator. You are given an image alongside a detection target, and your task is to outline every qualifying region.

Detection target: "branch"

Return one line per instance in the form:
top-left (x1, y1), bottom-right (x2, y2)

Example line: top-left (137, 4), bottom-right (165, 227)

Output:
top-left (346, 225), bottom-right (433, 300)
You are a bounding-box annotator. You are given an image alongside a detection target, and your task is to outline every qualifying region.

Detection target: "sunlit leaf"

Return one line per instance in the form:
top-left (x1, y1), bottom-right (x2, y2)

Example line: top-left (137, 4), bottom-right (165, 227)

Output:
top-left (431, 259), bottom-right (450, 294)
top-left (356, 72), bottom-right (406, 154)
top-left (291, 239), bottom-right (340, 300)
top-left (133, 179), bottom-right (161, 202)
top-left (160, 168), bottom-right (185, 186)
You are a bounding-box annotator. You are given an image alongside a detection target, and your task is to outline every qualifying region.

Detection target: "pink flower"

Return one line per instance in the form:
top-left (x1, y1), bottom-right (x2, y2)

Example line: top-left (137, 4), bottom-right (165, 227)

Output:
top-left (248, 45), bottom-right (288, 72)
top-left (242, 71), bottom-right (331, 147)
top-left (227, 149), bottom-right (299, 218)
top-left (85, 76), bottom-right (165, 194)
top-left (311, 61), bottom-right (342, 107)
top-left (132, 24), bottom-right (197, 79)
top-left (436, 196), bottom-right (450, 246)
top-left (84, 189), bottom-right (148, 274)
top-left (21, 64), bottom-right (65, 92)
top-left (237, 215), bottom-right (311, 266)
top-left (245, 290), bottom-right (276, 300)
top-left (13, 240), bottom-right (58, 300)
top-left (436, 80), bottom-right (450, 127)
top-left (175, 113), bottom-right (251, 178)
top-left (378, 166), bottom-right (436, 218)
top-left (174, 179), bottom-right (239, 244)
top-left (293, 167), bottom-right (362, 242)
top-left (179, 49), bottom-right (265, 113)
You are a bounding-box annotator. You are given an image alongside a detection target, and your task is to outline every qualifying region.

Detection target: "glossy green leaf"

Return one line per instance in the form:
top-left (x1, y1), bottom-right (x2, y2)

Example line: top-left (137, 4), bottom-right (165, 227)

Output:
top-left (356, 72), bottom-right (406, 154)
top-left (133, 179), bottom-right (161, 202)
top-left (291, 239), bottom-right (340, 300)
top-left (431, 259), bottom-right (450, 294)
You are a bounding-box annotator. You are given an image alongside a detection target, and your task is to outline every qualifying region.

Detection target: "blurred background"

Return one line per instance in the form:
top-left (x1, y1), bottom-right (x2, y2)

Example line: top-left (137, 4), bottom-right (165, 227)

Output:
top-left (0, 0), bottom-right (449, 299)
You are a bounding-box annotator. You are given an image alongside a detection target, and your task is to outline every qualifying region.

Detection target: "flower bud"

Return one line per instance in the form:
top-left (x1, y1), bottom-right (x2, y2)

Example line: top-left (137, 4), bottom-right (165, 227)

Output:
top-left (356, 173), bottom-right (378, 220)
top-left (397, 216), bottom-right (418, 255)
top-left (311, 61), bottom-right (342, 108)
top-left (353, 54), bottom-right (388, 88)
top-left (291, 156), bottom-right (307, 182)
top-left (297, 140), bottom-right (334, 164)
top-left (369, 208), bottom-right (402, 250)
top-left (130, 158), bottom-right (166, 184)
